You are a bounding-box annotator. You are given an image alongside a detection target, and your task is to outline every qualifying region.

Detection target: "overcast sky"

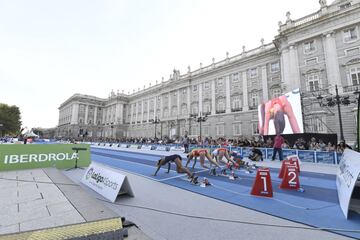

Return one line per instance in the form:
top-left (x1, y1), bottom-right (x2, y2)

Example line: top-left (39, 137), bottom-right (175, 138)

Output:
top-left (0, 0), bottom-right (322, 129)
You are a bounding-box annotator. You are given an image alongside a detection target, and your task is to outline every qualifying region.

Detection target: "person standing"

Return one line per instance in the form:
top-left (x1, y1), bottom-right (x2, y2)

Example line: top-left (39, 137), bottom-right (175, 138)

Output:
top-left (272, 134), bottom-right (284, 161)
top-left (183, 134), bottom-right (189, 153)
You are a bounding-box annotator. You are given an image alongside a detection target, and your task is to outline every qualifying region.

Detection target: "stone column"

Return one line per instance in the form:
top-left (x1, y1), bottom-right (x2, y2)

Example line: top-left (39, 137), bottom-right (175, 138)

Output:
top-left (119, 104), bottom-right (123, 124)
top-left (177, 89), bottom-right (181, 116)
top-left (211, 79), bottom-right (216, 115)
top-left (130, 104), bottom-right (133, 125)
top-left (199, 83), bottom-right (203, 114)
top-left (282, 45), bottom-right (301, 90)
top-left (135, 102), bottom-right (138, 124)
top-left (225, 75), bottom-right (231, 113)
top-left (147, 99), bottom-right (150, 122)
top-left (71, 103), bottom-right (79, 124)
top-left (84, 105), bottom-right (89, 124)
top-left (187, 86), bottom-right (191, 114)
top-left (261, 66), bottom-right (269, 101)
top-left (160, 95), bottom-right (163, 118)
top-left (323, 32), bottom-right (342, 94)
top-left (141, 100), bottom-right (144, 122)
top-left (154, 96), bottom-right (157, 119)
top-left (242, 72), bottom-right (249, 111)
top-left (94, 106), bottom-right (98, 125)
top-left (168, 93), bottom-right (171, 117)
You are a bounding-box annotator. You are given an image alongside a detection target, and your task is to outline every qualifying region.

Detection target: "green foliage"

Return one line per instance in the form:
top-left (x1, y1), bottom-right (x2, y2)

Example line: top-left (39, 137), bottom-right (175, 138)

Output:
top-left (0, 103), bottom-right (22, 136)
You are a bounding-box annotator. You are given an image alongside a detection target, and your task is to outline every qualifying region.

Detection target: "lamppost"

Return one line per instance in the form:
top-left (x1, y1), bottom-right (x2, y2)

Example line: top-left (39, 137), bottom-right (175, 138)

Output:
top-left (354, 88), bottom-right (360, 152)
top-left (317, 85), bottom-right (350, 143)
top-left (192, 112), bottom-right (208, 144)
top-left (151, 116), bottom-right (161, 139)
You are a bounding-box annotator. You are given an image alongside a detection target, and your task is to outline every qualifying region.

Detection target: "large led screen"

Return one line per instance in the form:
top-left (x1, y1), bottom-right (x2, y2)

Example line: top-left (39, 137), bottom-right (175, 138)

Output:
top-left (258, 88), bottom-right (304, 135)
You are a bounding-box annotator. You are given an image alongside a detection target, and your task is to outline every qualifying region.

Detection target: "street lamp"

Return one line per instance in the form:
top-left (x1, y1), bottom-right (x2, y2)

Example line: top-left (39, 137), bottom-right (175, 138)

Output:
top-left (354, 88), bottom-right (360, 152)
top-left (192, 112), bottom-right (208, 144)
top-left (317, 85), bottom-right (351, 143)
top-left (151, 116), bottom-right (161, 139)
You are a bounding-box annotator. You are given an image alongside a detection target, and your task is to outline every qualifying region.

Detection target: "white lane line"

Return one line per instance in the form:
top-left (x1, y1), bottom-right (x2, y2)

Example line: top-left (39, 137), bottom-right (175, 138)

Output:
top-left (93, 155), bottom-right (184, 181)
top-left (158, 169), bottom-right (209, 182)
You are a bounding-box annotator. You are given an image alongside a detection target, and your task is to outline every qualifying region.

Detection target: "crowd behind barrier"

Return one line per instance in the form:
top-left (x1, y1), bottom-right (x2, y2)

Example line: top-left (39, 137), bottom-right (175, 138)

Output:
top-left (91, 142), bottom-right (342, 165)
top-left (1, 135), bottom-right (353, 165)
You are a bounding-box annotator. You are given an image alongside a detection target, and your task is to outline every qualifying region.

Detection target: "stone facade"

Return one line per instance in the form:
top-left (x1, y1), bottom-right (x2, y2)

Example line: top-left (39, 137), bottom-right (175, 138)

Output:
top-left (57, 0), bottom-right (360, 144)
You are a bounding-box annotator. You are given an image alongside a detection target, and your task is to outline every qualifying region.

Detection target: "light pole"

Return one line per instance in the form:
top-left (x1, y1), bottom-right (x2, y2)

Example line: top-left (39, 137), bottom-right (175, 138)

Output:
top-left (317, 85), bottom-right (350, 143)
top-left (354, 88), bottom-right (360, 152)
top-left (151, 116), bottom-right (161, 139)
top-left (193, 112), bottom-right (208, 144)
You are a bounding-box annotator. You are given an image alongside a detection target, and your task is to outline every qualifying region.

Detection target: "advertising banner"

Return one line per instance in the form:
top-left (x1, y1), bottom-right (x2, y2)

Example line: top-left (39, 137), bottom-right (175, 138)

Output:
top-left (170, 146), bottom-right (185, 151)
top-left (258, 88), bottom-right (304, 135)
top-left (81, 162), bottom-right (134, 202)
top-left (141, 145), bottom-right (153, 150)
top-left (336, 149), bottom-right (360, 218)
top-left (0, 144), bottom-right (90, 171)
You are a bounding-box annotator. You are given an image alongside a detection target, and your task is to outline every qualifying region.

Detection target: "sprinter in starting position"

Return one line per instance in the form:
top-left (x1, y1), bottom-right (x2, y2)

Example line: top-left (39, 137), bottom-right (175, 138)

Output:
top-left (153, 154), bottom-right (198, 184)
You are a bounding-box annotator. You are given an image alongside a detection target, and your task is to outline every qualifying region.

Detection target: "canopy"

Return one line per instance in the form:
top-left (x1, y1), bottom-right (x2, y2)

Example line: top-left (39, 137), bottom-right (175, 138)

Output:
top-left (24, 131), bottom-right (39, 138)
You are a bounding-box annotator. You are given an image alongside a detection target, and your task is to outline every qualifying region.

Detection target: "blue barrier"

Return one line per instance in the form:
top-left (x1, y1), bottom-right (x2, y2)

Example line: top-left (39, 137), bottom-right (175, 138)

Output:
top-left (92, 142), bottom-right (341, 165)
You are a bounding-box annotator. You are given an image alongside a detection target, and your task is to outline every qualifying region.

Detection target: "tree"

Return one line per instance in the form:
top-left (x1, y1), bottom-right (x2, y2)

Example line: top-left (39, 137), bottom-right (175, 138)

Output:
top-left (0, 103), bottom-right (22, 136)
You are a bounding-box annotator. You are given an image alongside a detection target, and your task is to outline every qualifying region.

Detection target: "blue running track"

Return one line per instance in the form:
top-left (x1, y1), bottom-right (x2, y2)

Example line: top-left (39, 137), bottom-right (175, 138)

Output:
top-left (90, 147), bottom-right (360, 239)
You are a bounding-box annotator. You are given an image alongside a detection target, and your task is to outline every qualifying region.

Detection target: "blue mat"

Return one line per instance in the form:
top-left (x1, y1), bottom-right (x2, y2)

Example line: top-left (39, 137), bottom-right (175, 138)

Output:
top-left (90, 147), bottom-right (360, 239)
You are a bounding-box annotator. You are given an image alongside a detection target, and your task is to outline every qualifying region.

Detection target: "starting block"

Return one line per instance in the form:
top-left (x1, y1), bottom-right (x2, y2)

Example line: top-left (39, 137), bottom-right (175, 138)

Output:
top-left (251, 168), bottom-right (273, 197)
top-left (280, 165), bottom-right (300, 190)
top-left (278, 159), bottom-right (299, 178)
top-left (200, 177), bottom-right (211, 187)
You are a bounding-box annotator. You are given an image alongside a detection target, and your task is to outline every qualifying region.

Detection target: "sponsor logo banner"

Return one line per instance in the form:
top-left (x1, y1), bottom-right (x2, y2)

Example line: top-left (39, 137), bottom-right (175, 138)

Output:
top-left (336, 149), bottom-right (360, 218)
top-left (0, 144), bottom-right (90, 171)
top-left (81, 162), bottom-right (134, 202)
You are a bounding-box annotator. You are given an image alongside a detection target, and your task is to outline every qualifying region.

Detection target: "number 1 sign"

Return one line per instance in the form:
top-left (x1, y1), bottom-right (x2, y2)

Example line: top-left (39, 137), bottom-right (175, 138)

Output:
top-left (251, 168), bottom-right (273, 197)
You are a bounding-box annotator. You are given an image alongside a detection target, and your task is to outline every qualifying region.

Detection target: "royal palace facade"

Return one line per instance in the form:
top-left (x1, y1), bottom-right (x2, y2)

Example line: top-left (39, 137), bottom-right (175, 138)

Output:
top-left (57, 0), bottom-right (360, 144)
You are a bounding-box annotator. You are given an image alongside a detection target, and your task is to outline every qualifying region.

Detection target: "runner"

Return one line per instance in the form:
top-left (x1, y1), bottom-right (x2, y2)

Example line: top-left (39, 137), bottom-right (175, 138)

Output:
top-left (185, 148), bottom-right (222, 175)
top-left (230, 150), bottom-right (258, 173)
top-left (212, 148), bottom-right (239, 175)
top-left (153, 154), bottom-right (198, 184)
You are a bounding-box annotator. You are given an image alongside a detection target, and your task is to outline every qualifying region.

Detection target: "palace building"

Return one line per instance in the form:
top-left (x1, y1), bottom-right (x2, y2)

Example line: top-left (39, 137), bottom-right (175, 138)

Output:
top-left (57, 0), bottom-right (360, 144)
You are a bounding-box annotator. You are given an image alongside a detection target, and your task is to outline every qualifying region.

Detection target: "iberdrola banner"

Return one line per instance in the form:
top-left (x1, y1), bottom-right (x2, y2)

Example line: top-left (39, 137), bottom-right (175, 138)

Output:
top-left (0, 144), bottom-right (91, 171)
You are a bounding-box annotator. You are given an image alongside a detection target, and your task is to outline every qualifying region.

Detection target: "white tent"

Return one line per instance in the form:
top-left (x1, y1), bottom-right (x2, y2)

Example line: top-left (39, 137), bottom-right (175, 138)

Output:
top-left (24, 131), bottom-right (39, 138)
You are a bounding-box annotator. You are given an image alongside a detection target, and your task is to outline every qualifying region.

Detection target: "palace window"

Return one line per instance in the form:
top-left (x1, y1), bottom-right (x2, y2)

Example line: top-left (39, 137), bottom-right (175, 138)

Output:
top-left (231, 95), bottom-right (241, 109)
top-left (249, 68), bottom-right (258, 78)
top-left (204, 82), bottom-right (210, 89)
top-left (270, 62), bottom-right (280, 73)
top-left (252, 122), bottom-right (259, 135)
top-left (308, 117), bottom-right (326, 133)
top-left (343, 27), bottom-right (358, 42)
top-left (216, 124), bottom-right (224, 136)
top-left (217, 99), bottom-right (225, 112)
top-left (233, 122), bottom-right (242, 136)
top-left (303, 40), bottom-right (316, 54)
top-left (307, 74), bottom-right (320, 92)
top-left (217, 77), bottom-right (224, 87)
top-left (232, 73), bottom-right (239, 82)
top-left (350, 67), bottom-right (360, 85)
top-left (250, 92), bottom-right (258, 108)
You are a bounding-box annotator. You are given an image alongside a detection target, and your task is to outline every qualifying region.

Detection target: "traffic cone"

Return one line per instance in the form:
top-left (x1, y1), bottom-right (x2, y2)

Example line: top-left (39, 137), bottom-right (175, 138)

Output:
top-left (279, 165), bottom-right (300, 190)
top-left (251, 168), bottom-right (273, 197)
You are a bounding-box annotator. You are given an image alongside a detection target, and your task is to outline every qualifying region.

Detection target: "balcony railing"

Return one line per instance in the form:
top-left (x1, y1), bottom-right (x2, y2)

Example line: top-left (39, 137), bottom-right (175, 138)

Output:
top-left (216, 110), bottom-right (226, 114)
top-left (231, 108), bottom-right (242, 112)
top-left (343, 84), bottom-right (360, 93)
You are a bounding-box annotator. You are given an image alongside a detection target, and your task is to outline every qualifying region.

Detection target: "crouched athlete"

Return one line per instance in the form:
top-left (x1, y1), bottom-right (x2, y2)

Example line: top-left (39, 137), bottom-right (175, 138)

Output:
top-left (153, 154), bottom-right (198, 183)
